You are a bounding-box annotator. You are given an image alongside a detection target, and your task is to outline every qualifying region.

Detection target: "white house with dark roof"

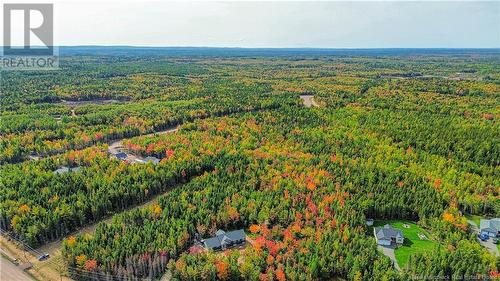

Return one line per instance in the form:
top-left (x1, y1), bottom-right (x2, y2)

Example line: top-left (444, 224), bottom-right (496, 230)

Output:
top-left (480, 218), bottom-right (500, 238)
top-left (53, 166), bottom-right (81, 174)
top-left (202, 229), bottom-right (246, 251)
top-left (374, 224), bottom-right (404, 246)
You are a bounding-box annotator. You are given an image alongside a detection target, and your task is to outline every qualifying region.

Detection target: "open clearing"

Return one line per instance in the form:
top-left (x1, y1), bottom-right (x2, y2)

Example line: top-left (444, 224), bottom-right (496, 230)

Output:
top-left (300, 95), bottom-right (319, 108)
top-left (374, 220), bottom-right (438, 269)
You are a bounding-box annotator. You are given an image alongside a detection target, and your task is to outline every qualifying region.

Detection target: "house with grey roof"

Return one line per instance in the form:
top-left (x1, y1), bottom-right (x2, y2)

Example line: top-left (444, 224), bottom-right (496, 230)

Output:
top-left (480, 218), bottom-right (500, 238)
top-left (202, 229), bottom-right (246, 251)
top-left (53, 166), bottom-right (81, 174)
top-left (133, 156), bottom-right (160, 165)
top-left (144, 156), bottom-right (160, 164)
top-left (374, 224), bottom-right (404, 246)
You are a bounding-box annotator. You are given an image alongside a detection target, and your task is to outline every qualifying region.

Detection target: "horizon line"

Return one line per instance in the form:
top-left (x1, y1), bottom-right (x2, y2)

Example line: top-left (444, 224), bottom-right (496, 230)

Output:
top-left (4, 45), bottom-right (500, 50)
top-left (56, 45), bottom-right (500, 50)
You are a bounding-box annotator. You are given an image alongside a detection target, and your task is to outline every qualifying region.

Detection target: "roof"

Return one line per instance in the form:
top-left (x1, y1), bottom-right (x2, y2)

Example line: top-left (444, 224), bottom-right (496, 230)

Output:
top-left (144, 156), bottom-right (160, 164)
top-left (203, 229), bottom-right (246, 250)
top-left (374, 225), bottom-right (404, 241)
top-left (480, 218), bottom-right (500, 233)
top-left (203, 237), bottom-right (222, 249)
top-left (53, 166), bottom-right (81, 174)
top-left (225, 229), bottom-right (246, 241)
top-left (114, 152), bottom-right (128, 159)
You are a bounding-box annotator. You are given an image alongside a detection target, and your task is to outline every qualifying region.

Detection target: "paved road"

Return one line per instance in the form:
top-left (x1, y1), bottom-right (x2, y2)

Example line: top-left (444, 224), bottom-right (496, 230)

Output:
top-left (0, 255), bottom-right (33, 281)
top-left (378, 245), bottom-right (400, 271)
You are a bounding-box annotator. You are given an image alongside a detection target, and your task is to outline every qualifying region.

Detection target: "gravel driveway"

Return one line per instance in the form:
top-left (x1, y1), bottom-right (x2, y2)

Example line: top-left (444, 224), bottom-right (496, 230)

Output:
top-left (378, 244), bottom-right (401, 271)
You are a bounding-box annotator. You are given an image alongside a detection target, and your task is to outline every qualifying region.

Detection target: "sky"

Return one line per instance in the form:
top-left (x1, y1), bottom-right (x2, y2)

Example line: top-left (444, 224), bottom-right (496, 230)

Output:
top-left (3, 0), bottom-right (500, 48)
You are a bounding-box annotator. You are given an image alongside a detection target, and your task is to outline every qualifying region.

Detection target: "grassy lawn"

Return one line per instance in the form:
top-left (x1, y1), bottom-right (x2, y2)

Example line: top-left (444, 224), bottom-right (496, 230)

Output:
top-left (374, 220), bottom-right (438, 269)
top-left (465, 214), bottom-right (482, 226)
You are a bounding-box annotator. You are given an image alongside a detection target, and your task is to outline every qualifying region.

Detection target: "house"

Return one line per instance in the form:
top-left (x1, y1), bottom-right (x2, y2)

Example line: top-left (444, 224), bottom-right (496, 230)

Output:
top-left (202, 229), bottom-right (246, 251)
top-left (374, 224), bottom-right (404, 246)
top-left (133, 157), bottom-right (160, 165)
top-left (366, 219), bottom-right (374, 226)
top-left (480, 218), bottom-right (500, 238)
top-left (53, 166), bottom-right (81, 174)
top-left (113, 152), bottom-right (128, 160)
top-left (144, 156), bottom-right (160, 165)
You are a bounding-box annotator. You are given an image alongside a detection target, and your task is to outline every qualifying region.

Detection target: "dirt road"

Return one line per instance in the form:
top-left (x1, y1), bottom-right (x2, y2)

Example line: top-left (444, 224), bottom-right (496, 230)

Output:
top-left (108, 126), bottom-right (179, 155)
top-left (1, 188), bottom-right (171, 281)
top-left (36, 188), bottom-right (168, 257)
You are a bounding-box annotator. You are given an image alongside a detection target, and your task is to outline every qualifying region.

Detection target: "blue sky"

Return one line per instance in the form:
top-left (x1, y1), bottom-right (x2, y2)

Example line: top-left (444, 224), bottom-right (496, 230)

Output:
top-left (46, 1), bottom-right (500, 48)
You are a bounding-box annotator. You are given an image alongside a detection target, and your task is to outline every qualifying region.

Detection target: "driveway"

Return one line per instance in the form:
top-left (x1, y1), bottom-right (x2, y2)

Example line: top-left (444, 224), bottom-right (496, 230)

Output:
top-left (468, 219), bottom-right (499, 257)
top-left (377, 244), bottom-right (400, 271)
top-left (479, 239), bottom-right (500, 257)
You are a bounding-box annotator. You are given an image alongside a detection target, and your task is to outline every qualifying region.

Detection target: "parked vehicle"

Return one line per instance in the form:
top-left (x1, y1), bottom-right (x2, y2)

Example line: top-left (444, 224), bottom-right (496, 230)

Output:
top-left (493, 238), bottom-right (498, 244)
top-left (479, 233), bottom-right (489, 241)
top-left (38, 253), bottom-right (50, 261)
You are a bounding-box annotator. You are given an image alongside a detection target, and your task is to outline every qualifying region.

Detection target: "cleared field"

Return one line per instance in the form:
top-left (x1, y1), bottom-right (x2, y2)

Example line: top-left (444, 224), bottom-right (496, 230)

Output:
top-left (374, 220), bottom-right (438, 269)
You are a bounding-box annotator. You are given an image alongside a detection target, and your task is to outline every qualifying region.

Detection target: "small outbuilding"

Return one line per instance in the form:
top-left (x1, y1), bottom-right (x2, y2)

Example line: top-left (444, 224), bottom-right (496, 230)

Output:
top-left (374, 224), bottom-right (404, 246)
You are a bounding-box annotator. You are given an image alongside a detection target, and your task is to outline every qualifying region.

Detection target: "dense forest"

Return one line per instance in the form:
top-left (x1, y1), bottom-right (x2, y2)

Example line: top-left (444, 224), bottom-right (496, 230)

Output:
top-left (0, 49), bottom-right (498, 280)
